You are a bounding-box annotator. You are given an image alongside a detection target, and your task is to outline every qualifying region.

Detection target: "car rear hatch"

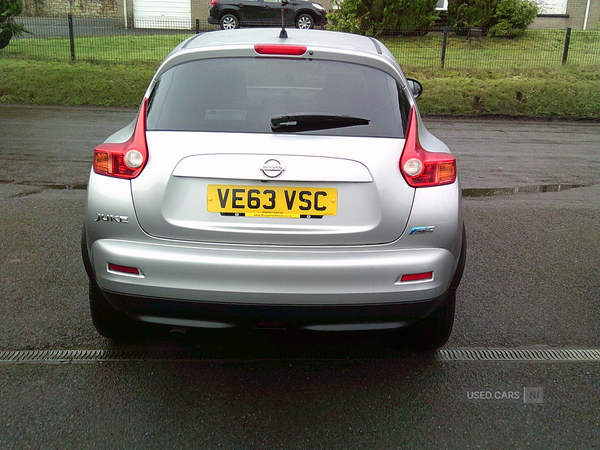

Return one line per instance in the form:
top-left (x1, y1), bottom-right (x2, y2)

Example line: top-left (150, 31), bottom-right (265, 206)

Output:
top-left (131, 54), bottom-right (415, 246)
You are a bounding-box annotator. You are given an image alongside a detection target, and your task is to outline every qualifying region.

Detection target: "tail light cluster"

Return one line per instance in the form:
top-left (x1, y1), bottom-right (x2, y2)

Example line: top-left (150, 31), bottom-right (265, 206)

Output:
top-left (400, 106), bottom-right (456, 188)
top-left (94, 98), bottom-right (148, 179)
top-left (210, 0), bottom-right (220, 5)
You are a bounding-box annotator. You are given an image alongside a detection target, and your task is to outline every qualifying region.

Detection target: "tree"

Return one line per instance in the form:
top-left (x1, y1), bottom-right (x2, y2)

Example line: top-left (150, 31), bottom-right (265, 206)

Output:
top-left (489, 0), bottom-right (538, 37)
top-left (448, 0), bottom-right (497, 30)
top-left (1, 0), bottom-right (28, 49)
top-left (447, 0), bottom-right (538, 37)
top-left (328, 0), bottom-right (439, 35)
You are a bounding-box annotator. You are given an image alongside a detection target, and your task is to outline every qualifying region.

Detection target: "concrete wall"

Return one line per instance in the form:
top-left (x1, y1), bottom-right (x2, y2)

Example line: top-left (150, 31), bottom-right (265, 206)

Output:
top-left (532, 0), bottom-right (599, 30)
top-left (531, 16), bottom-right (570, 29)
top-left (566, 0), bottom-right (600, 29)
top-left (119, 0), bottom-right (133, 28)
top-left (191, 0), bottom-right (212, 29)
top-left (22, 0), bottom-right (119, 18)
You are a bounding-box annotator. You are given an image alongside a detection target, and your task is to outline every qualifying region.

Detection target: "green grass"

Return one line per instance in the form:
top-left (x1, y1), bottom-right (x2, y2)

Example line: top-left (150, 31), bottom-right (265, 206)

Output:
top-left (1, 30), bottom-right (600, 118)
top-left (381, 29), bottom-right (600, 70)
top-left (67, 36), bottom-right (186, 62)
top-left (0, 59), bottom-right (156, 107)
top-left (1, 35), bottom-right (190, 63)
top-left (405, 66), bottom-right (600, 118)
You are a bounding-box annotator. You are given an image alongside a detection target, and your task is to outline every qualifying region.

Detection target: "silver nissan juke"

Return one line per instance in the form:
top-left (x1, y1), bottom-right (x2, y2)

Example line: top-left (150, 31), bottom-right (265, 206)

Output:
top-left (81, 28), bottom-right (466, 351)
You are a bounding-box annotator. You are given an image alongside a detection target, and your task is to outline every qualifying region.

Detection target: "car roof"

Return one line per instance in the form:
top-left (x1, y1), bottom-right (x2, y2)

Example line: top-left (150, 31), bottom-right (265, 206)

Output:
top-left (149, 29), bottom-right (407, 97)
top-left (180, 29), bottom-right (385, 55)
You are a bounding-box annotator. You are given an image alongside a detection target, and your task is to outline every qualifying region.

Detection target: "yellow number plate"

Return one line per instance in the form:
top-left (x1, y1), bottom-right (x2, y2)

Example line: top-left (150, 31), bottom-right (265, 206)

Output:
top-left (207, 185), bottom-right (338, 218)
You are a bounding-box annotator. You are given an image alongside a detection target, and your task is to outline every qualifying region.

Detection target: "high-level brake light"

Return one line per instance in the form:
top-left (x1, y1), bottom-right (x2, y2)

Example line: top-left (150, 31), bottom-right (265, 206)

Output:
top-left (254, 44), bottom-right (307, 56)
top-left (400, 106), bottom-right (456, 188)
top-left (94, 98), bottom-right (148, 179)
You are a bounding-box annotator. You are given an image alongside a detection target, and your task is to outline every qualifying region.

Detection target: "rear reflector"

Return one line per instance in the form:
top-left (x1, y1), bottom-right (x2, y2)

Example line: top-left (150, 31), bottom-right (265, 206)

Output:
top-left (108, 263), bottom-right (140, 275)
top-left (254, 44), bottom-right (307, 56)
top-left (400, 272), bottom-right (433, 282)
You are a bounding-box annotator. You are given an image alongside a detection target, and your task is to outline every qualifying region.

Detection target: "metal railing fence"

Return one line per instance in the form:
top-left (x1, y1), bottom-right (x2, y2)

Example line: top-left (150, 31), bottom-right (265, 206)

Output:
top-left (381, 27), bottom-right (600, 70)
top-left (1, 15), bottom-right (599, 70)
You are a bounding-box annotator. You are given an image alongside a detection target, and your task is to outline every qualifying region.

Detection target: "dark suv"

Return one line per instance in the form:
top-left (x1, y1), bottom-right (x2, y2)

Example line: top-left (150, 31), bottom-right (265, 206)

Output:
top-left (208, 0), bottom-right (328, 30)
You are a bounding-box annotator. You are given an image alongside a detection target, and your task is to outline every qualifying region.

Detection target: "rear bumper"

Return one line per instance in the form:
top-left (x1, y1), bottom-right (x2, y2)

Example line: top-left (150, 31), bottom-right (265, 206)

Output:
top-left (93, 240), bottom-right (456, 301)
top-left (90, 238), bottom-right (460, 328)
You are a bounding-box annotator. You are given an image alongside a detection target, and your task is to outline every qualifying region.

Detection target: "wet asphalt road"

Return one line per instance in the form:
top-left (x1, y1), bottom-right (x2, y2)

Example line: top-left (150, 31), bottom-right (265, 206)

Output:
top-left (1, 105), bottom-right (600, 448)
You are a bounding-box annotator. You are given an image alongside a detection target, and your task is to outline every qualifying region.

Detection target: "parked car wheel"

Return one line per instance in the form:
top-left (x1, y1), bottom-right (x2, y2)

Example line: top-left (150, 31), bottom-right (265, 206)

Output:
top-left (220, 14), bottom-right (239, 30)
top-left (408, 291), bottom-right (456, 353)
top-left (400, 226), bottom-right (465, 353)
top-left (295, 13), bottom-right (314, 29)
top-left (88, 279), bottom-right (144, 342)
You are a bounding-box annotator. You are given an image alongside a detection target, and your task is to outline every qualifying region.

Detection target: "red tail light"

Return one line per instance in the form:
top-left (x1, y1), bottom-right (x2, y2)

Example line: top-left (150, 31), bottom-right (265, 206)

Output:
top-left (210, 0), bottom-right (219, 4)
top-left (254, 44), bottom-right (307, 56)
top-left (400, 107), bottom-right (456, 188)
top-left (94, 99), bottom-right (148, 179)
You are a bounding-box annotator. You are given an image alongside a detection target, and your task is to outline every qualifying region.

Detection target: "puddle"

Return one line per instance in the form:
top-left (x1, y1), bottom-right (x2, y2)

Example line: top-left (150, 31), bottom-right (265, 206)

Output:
top-left (0, 180), bottom-right (87, 191)
top-left (1, 180), bottom-right (87, 198)
top-left (462, 184), bottom-right (585, 198)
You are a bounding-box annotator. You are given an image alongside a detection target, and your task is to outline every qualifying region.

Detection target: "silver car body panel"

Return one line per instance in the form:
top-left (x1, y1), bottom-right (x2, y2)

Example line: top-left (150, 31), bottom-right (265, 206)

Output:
top-left (131, 133), bottom-right (415, 245)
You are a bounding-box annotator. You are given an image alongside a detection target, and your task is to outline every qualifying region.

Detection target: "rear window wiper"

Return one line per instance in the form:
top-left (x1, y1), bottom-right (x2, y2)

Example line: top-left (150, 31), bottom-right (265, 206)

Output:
top-left (270, 114), bottom-right (370, 133)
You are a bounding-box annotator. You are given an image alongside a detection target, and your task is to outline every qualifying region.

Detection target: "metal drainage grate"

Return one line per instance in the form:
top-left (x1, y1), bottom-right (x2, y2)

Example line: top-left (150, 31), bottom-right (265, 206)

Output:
top-left (0, 349), bottom-right (196, 364)
top-left (438, 348), bottom-right (600, 362)
top-left (1, 348), bottom-right (600, 364)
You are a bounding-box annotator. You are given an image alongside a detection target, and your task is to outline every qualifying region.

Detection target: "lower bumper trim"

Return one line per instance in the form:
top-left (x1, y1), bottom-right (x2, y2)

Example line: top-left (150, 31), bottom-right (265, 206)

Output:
top-left (102, 289), bottom-right (452, 330)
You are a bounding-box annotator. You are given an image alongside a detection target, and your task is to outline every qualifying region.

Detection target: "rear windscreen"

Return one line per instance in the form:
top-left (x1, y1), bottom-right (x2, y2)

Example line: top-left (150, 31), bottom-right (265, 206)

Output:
top-left (146, 58), bottom-right (408, 138)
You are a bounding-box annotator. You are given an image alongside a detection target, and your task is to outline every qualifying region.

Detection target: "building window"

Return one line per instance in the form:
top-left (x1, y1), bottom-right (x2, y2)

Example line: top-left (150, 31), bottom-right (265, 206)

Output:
top-left (532, 0), bottom-right (568, 15)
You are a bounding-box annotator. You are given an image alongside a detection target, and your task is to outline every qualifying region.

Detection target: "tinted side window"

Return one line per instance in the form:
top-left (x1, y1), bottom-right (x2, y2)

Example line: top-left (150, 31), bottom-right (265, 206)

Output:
top-left (147, 58), bottom-right (406, 138)
top-left (398, 83), bottom-right (412, 136)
